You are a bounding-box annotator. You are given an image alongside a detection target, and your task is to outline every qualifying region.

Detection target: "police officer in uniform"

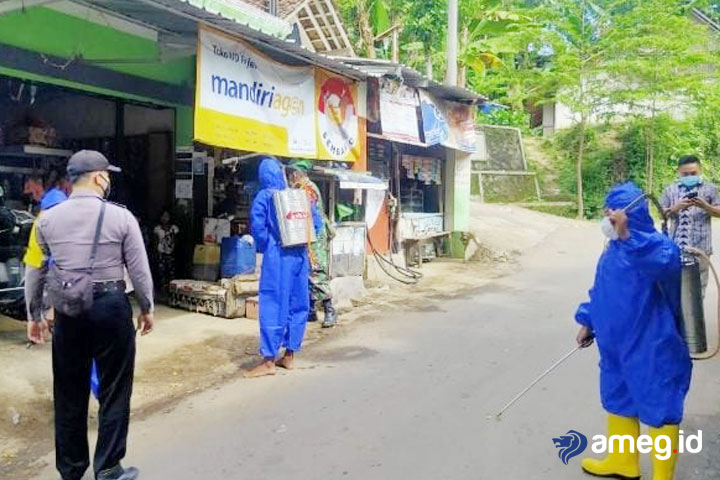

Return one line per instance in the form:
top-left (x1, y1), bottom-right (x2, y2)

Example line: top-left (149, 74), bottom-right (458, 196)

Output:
top-left (26, 150), bottom-right (154, 480)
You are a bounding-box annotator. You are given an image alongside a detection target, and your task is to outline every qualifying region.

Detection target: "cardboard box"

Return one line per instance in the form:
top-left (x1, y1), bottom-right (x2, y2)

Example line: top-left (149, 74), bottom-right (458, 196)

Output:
top-left (203, 218), bottom-right (231, 244)
top-left (245, 296), bottom-right (259, 320)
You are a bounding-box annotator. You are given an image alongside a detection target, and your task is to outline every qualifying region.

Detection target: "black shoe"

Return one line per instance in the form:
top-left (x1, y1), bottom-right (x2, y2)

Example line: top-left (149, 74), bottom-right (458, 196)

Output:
top-left (321, 299), bottom-right (337, 328)
top-left (308, 310), bottom-right (318, 322)
top-left (97, 465), bottom-right (139, 480)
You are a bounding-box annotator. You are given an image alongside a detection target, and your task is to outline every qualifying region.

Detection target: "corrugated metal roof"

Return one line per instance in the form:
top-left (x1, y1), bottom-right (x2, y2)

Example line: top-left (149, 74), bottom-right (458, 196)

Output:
top-left (72, 0), bottom-right (366, 79)
top-left (181, 0), bottom-right (292, 37)
top-left (227, 0), bottom-right (309, 19)
top-left (188, 0), bottom-right (354, 55)
top-left (314, 167), bottom-right (388, 190)
top-left (334, 57), bottom-right (485, 104)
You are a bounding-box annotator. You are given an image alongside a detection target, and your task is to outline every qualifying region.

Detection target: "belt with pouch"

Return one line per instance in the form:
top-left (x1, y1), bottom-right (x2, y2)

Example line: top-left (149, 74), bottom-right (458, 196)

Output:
top-left (93, 280), bottom-right (126, 295)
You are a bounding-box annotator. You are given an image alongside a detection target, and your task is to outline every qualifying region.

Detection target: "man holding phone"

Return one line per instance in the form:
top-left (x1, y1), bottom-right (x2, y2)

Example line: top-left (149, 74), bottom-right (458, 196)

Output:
top-left (660, 154), bottom-right (720, 294)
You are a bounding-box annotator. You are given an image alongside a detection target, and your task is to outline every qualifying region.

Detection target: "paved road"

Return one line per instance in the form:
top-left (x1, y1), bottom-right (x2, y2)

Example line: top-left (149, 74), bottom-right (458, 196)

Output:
top-left (36, 223), bottom-right (720, 479)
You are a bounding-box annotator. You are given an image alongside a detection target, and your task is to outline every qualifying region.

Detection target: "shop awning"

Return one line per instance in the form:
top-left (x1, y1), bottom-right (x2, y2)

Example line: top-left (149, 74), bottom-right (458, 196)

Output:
top-left (333, 57), bottom-right (485, 105)
top-left (66, 0), bottom-right (367, 80)
top-left (315, 168), bottom-right (388, 190)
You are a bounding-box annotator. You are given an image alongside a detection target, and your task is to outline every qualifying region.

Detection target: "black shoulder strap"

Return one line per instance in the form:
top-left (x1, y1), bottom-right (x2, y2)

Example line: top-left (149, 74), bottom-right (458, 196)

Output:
top-left (88, 200), bottom-right (107, 272)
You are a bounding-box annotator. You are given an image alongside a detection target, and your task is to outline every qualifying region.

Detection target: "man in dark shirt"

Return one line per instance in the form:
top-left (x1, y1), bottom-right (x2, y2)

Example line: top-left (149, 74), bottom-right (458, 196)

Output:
top-left (26, 150), bottom-right (154, 480)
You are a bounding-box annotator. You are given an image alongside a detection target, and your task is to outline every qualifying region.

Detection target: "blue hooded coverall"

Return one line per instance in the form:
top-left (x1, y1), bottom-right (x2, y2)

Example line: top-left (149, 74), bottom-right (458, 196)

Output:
top-left (41, 187), bottom-right (68, 210)
top-left (251, 157), bottom-right (321, 359)
top-left (576, 182), bottom-right (692, 427)
top-left (24, 188), bottom-right (68, 269)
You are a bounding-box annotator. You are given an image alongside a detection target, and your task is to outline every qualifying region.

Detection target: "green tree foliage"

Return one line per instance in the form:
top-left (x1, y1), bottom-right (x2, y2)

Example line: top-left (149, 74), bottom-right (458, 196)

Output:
top-left (467, 17), bottom-right (547, 111)
top-left (533, 0), bottom-right (613, 218)
top-left (602, 0), bottom-right (718, 194)
top-left (552, 124), bottom-right (615, 218)
top-left (549, 114), bottom-right (720, 218)
top-left (477, 108), bottom-right (532, 130)
top-left (402, 0), bottom-right (446, 79)
top-left (335, 0), bottom-right (720, 218)
top-left (456, 0), bottom-right (533, 88)
top-left (695, 1), bottom-right (720, 23)
top-left (338, 0), bottom-right (536, 90)
top-left (525, 0), bottom-right (718, 216)
top-left (336, 0), bottom-right (399, 58)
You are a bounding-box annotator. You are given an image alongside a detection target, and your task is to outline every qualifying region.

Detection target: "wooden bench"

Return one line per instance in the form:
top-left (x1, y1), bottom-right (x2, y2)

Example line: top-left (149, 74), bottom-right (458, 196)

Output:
top-left (402, 231), bottom-right (451, 268)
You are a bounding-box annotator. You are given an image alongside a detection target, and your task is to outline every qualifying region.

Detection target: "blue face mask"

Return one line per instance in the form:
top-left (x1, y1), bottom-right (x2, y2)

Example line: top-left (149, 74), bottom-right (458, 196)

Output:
top-left (680, 175), bottom-right (701, 189)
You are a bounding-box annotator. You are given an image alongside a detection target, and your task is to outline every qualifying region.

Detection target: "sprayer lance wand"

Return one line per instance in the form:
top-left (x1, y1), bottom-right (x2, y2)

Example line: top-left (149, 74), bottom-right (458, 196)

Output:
top-left (491, 336), bottom-right (594, 420)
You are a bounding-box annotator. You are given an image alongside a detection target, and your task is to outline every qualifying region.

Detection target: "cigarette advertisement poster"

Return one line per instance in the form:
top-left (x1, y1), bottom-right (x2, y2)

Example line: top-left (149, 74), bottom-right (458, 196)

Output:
top-left (419, 91), bottom-right (477, 153)
top-left (315, 69), bottom-right (365, 163)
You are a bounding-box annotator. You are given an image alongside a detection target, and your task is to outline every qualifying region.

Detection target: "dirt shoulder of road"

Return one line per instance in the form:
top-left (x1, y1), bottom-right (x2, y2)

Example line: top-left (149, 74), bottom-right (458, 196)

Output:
top-left (0, 203), bottom-right (576, 479)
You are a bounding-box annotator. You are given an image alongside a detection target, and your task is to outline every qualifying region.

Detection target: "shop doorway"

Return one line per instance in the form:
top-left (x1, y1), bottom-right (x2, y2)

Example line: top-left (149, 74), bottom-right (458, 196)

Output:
top-left (0, 75), bottom-right (176, 223)
top-left (0, 76), bottom-right (176, 317)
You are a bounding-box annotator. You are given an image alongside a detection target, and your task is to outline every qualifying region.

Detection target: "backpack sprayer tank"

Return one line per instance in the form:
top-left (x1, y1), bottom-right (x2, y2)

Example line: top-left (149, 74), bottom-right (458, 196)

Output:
top-left (680, 254), bottom-right (708, 354)
top-left (680, 246), bottom-right (720, 360)
top-left (272, 165), bottom-right (316, 248)
top-left (273, 188), bottom-right (316, 247)
top-left (646, 193), bottom-right (719, 359)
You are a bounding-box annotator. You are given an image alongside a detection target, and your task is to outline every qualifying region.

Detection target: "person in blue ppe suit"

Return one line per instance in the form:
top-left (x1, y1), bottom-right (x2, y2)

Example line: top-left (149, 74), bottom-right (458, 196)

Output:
top-left (23, 186), bottom-right (68, 337)
top-left (245, 157), bottom-right (321, 378)
top-left (576, 182), bottom-right (691, 480)
top-left (41, 187), bottom-right (69, 210)
top-left (24, 187), bottom-right (69, 269)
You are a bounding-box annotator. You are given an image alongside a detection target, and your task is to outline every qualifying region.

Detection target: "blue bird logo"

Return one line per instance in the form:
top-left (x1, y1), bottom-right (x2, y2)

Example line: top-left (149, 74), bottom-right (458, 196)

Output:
top-left (552, 430), bottom-right (588, 465)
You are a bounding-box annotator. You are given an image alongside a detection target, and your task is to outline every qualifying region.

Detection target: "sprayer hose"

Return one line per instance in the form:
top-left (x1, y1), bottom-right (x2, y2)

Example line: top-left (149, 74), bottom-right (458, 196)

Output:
top-left (684, 247), bottom-right (720, 361)
top-left (365, 227), bottom-right (423, 285)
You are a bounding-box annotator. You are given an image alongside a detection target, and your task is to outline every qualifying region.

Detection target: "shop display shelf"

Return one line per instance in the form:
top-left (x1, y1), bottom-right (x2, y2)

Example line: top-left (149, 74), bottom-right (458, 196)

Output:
top-left (0, 145), bottom-right (73, 158)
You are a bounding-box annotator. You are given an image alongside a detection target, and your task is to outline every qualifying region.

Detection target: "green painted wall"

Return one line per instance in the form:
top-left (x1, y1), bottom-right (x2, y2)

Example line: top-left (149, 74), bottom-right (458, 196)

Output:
top-left (443, 150), bottom-right (472, 258)
top-left (176, 106), bottom-right (195, 146)
top-left (0, 7), bottom-right (194, 88)
top-left (444, 151), bottom-right (472, 231)
top-left (0, 6), bottom-right (196, 145)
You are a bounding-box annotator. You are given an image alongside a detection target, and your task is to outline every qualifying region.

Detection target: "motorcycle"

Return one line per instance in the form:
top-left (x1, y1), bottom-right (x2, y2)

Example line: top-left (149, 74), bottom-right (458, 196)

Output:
top-left (0, 208), bottom-right (34, 320)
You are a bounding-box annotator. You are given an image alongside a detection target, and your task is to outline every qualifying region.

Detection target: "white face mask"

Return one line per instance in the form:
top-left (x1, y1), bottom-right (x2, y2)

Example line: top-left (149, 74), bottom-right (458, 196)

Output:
top-left (601, 194), bottom-right (646, 240)
top-left (601, 217), bottom-right (619, 240)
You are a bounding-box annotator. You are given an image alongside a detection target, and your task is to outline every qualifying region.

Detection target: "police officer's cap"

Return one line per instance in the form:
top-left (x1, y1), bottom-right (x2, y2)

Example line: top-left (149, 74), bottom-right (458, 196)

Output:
top-left (67, 150), bottom-right (121, 177)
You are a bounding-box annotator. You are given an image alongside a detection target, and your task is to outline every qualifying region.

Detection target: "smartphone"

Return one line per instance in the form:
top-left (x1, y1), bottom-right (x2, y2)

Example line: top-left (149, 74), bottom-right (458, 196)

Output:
top-left (685, 191), bottom-right (699, 200)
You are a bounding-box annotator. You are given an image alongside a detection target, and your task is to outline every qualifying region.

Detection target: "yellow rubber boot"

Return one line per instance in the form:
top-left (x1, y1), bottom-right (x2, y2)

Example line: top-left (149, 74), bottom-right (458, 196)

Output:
top-left (581, 414), bottom-right (641, 479)
top-left (649, 425), bottom-right (679, 480)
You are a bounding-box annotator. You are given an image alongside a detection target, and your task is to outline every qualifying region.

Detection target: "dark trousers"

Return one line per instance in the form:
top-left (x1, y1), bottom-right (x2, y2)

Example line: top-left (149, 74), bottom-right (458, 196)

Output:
top-left (157, 253), bottom-right (176, 292)
top-left (52, 291), bottom-right (136, 480)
